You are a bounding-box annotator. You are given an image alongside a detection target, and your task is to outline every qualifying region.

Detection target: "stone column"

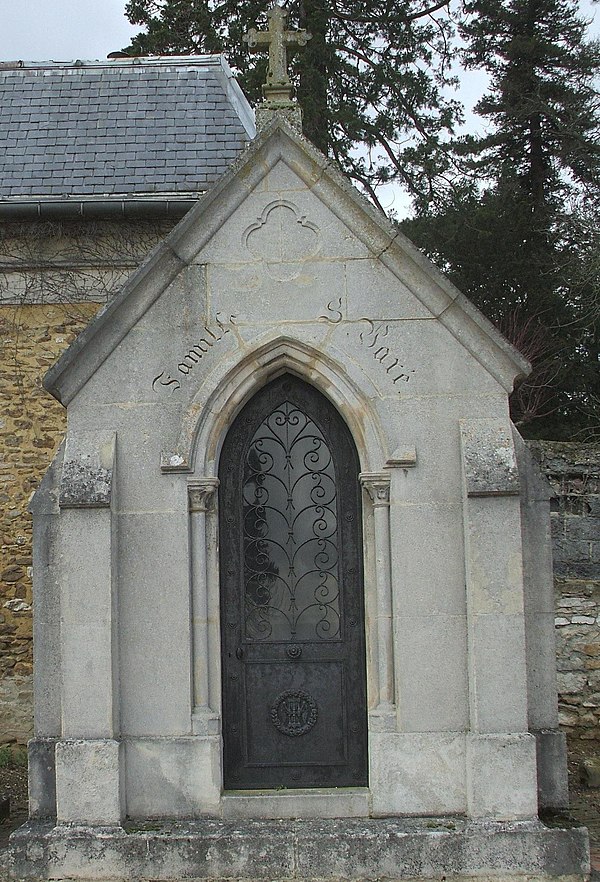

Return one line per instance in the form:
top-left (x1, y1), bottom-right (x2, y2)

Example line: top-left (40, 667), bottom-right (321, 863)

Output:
top-left (460, 420), bottom-right (537, 820)
top-left (188, 478), bottom-right (220, 735)
top-left (54, 431), bottom-right (123, 826)
top-left (360, 473), bottom-right (395, 723)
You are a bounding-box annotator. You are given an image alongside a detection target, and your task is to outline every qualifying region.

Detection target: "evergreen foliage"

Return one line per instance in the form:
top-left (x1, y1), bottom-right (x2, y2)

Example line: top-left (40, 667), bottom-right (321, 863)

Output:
top-left (405, 0), bottom-right (600, 438)
top-left (122, 0), bottom-right (462, 209)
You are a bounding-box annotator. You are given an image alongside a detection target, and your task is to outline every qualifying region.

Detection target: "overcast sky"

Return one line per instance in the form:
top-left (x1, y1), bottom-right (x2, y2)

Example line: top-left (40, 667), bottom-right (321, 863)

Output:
top-left (0, 0), bottom-right (137, 61)
top-left (1, 0), bottom-right (597, 64)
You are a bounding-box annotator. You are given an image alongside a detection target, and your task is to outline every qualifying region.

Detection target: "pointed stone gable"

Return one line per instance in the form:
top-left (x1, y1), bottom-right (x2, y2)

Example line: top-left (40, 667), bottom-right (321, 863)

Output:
top-left (44, 118), bottom-right (529, 407)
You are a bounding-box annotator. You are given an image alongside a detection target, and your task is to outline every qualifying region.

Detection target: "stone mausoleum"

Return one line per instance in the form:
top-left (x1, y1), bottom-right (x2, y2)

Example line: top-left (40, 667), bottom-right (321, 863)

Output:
top-left (4, 12), bottom-right (589, 881)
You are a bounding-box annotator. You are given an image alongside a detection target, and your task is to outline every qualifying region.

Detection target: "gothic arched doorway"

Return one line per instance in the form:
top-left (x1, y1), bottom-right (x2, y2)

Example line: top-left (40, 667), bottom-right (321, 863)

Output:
top-left (219, 373), bottom-right (368, 789)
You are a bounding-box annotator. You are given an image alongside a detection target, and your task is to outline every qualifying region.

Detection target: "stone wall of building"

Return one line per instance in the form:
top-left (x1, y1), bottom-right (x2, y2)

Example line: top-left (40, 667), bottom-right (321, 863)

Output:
top-left (530, 441), bottom-right (600, 743)
top-left (0, 218), bottom-right (176, 743)
top-left (0, 302), bottom-right (99, 740)
top-left (0, 219), bottom-right (174, 306)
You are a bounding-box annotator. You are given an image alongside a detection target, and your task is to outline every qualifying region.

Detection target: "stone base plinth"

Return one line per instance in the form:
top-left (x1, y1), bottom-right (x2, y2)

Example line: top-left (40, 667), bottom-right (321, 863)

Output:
top-left (3, 816), bottom-right (589, 881)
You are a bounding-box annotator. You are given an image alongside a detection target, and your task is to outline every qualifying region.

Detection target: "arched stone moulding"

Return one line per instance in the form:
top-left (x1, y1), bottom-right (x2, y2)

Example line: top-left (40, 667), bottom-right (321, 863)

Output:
top-left (162, 332), bottom-right (388, 476)
top-left (177, 333), bottom-right (400, 733)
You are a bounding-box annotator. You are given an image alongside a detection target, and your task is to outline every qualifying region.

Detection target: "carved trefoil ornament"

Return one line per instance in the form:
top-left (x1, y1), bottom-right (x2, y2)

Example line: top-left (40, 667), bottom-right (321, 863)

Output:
top-left (243, 199), bottom-right (320, 281)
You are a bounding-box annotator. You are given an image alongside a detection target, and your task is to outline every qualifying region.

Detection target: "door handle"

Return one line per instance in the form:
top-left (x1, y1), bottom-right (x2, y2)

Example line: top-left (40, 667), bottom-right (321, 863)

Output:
top-left (235, 646), bottom-right (244, 660)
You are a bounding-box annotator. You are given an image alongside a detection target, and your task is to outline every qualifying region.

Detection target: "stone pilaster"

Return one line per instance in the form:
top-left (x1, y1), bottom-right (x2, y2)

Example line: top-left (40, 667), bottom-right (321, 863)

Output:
top-left (54, 430), bottom-right (122, 825)
top-left (460, 420), bottom-right (537, 819)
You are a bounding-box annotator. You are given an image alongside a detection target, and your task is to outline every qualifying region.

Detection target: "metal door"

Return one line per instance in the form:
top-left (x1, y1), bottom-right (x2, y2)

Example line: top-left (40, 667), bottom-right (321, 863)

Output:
top-left (219, 374), bottom-right (368, 789)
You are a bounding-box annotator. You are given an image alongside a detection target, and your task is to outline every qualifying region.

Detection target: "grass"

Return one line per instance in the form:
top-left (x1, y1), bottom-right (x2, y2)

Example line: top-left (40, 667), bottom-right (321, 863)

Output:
top-left (0, 745), bottom-right (28, 768)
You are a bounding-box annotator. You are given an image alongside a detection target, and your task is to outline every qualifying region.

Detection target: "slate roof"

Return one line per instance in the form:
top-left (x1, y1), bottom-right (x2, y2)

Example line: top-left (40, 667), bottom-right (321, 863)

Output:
top-left (0, 56), bottom-right (255, 211)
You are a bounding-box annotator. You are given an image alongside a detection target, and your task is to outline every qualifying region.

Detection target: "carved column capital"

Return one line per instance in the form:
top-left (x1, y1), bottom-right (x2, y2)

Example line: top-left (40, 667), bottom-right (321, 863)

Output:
top-left (188, 478), bottom-right (219, 513)
top-left (359, 472), bottom-right (391, 507)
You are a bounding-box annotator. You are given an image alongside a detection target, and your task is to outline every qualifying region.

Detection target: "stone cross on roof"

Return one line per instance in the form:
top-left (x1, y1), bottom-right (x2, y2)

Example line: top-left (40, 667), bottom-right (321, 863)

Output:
top-left (244, 4), bottom-right (311, 128)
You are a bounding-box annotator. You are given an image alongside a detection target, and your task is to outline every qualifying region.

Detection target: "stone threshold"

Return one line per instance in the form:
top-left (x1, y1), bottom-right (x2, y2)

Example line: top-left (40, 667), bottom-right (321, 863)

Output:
top-left (3, 816), bottom-right (590, 881)
top-left (221, 786), bottom-right (370, 818)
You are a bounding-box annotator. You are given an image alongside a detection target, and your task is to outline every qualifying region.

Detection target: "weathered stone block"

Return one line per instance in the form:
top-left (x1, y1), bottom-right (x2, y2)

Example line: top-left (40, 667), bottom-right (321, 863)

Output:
top-left (5, 817), bottom-right (590, 881)
top-left (460, 420), bottom-right (520, 497)
top-left (389, 502), bottom-right (467, 616)
top-left (58, 505), bottom-right (117, 738)
top-left (534, 729), bottom-right (569, 810)
top-left (565, 517), bottom-right (600, 542)
top-left (469, 613), bottom-right (528, 733)
top-left (222, 788), bottom-right (370, 820)
top-left (125, 737), bottom-right (221, 818)
top-left (393, 616), bottom-right (469, 732)
top-left (27, 737), bottom-right (56, 819)
top-left (581, 757), bottom-right (600, 788)
top-left (117, 512), bottom-right (193, 736)
top-left (58, 431), bottom-right (115, 508)
top-left (369, 732), bottom-right (466, 816)
top-left (55, 738), bottom-right (123, 825)
top-left (466, 733), bottom-right (538, 820)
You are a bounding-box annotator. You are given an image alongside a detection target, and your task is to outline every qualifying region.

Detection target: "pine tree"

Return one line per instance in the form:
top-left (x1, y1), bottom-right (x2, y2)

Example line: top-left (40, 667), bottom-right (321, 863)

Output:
top-left (461, 0), bottom-right (600, 204)
top-left (405, 0), bottom-right (600, 438)
top-left (122, 0), bottom-right (463, 209)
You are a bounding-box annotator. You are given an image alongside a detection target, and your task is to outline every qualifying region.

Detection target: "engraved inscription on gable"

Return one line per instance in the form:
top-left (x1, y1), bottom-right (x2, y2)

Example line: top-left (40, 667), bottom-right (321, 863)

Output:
top-left (359, 319), bottom-right (416, 389)
top-left (151, 312), bottom-right (237, 393)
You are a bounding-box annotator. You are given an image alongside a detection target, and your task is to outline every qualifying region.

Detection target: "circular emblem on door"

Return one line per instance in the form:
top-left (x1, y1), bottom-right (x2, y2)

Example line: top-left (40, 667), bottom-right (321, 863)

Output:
top-left (270, 690), bottom-right (318, 737)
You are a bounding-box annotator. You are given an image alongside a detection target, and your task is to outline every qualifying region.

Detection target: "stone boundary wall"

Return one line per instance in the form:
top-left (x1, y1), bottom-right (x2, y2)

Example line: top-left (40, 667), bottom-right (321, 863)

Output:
top-left (530, 441), bottom-right (600, 743)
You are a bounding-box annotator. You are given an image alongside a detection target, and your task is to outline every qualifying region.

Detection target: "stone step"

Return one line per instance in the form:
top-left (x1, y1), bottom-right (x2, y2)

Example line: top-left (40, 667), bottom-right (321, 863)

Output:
top-left (5, 816), bottom-right (590, 882)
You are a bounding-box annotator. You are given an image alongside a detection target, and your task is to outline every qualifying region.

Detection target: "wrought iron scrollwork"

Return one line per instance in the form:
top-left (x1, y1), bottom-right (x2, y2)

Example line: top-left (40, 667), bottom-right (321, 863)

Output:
top-left (243, 400), bottom-right (340, 642)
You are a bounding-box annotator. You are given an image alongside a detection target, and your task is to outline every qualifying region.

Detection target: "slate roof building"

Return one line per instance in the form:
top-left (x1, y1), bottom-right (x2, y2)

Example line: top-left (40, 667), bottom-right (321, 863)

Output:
top-left (0, 56), bottom-right (255, 215)
top-left (0, 56), bottom-right (254, 745)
